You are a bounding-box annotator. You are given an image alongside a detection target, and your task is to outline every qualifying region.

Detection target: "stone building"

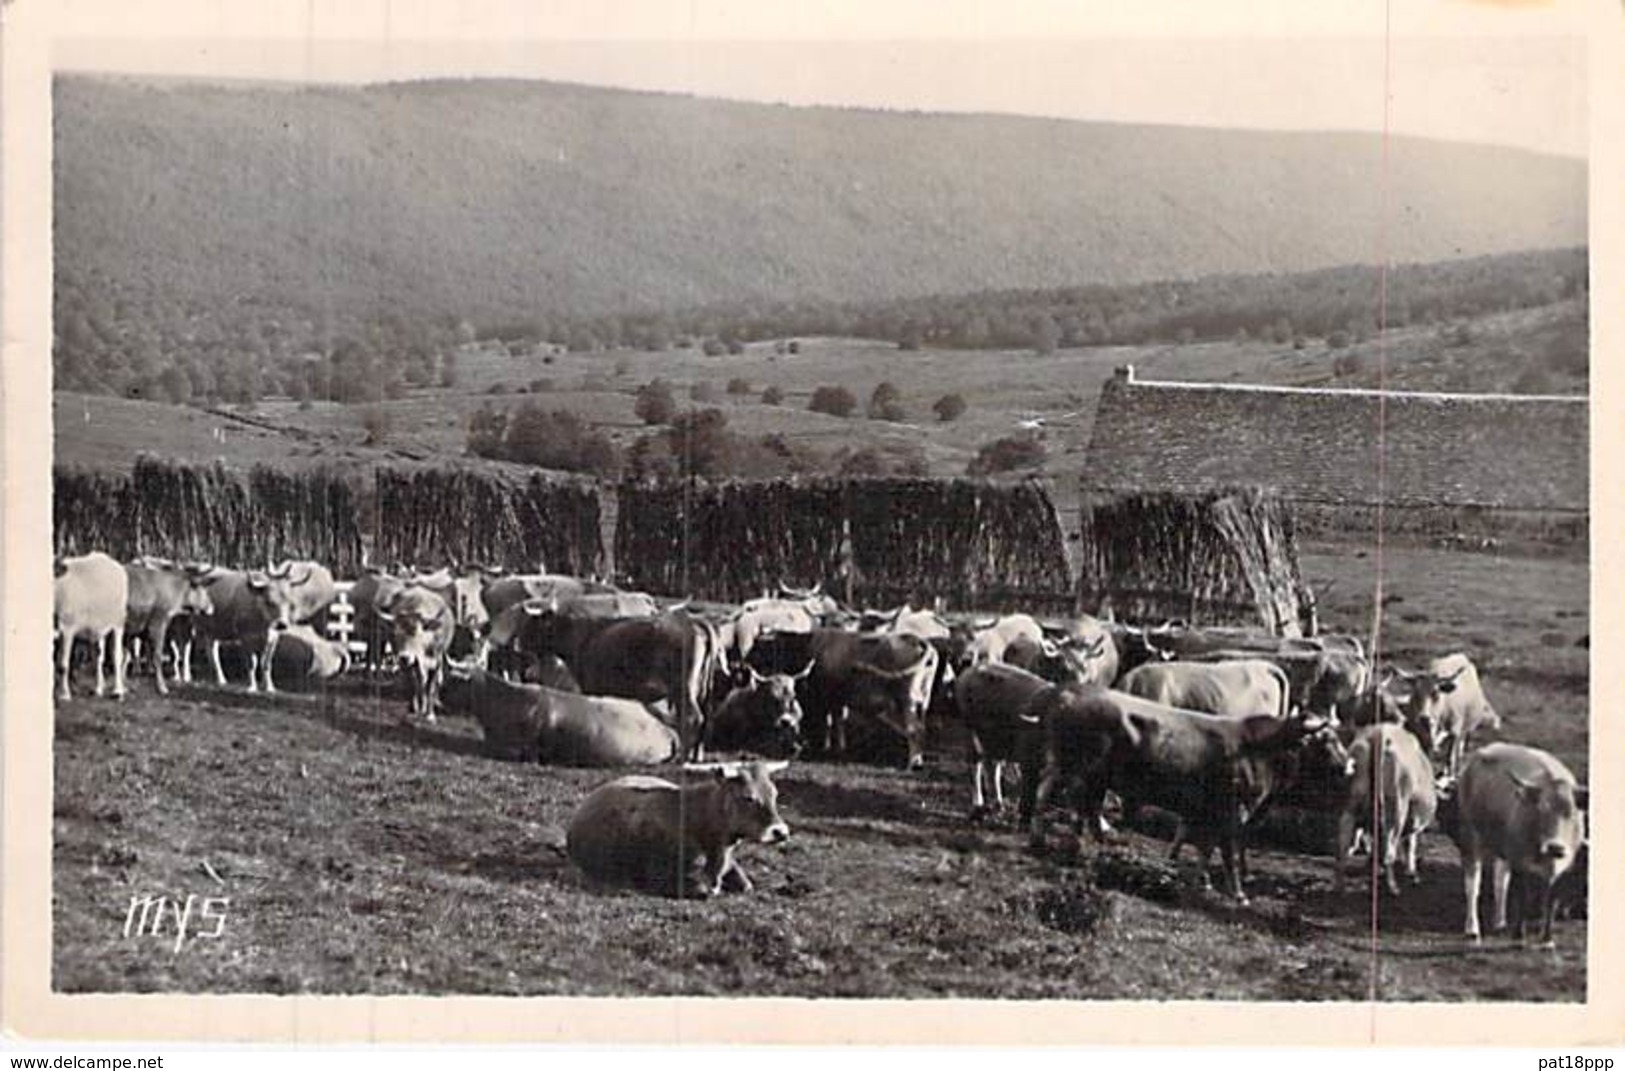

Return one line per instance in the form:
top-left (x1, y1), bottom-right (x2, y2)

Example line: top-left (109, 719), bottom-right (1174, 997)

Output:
top-left (1083, 365), bottom-right (1588, 544)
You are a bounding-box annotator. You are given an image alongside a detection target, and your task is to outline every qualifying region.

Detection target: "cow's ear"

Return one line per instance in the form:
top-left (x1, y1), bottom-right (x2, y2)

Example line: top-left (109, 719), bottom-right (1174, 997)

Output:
top-left (247, 572), bottom-right (269, 590)
top-left (1574, 785), bottom-right (1589, 812)
top-left (1239, 715), bottom-right (1287, 748)
top-left (1508, 772), bottom-right (1545, 803)
top-left (1436, 680), bottom-right (1458, 694)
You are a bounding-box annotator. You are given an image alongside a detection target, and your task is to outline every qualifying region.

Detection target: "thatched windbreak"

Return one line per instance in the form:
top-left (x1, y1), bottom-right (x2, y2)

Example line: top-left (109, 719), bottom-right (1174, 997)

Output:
top-left (374, 466), bottom-right (604, 576)
top-left (614, 481), bottom-right (849, 603)
top-left (614, 478), bottom-right (1072, 609)
top-left (53, 455), bottom-right (365, 571)
top-left (1077, 487), bottom-right (1309, 634)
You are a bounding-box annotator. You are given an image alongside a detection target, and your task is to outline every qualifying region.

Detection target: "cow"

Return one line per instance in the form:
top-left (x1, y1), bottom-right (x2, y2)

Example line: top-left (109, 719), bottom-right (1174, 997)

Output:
top-left (348, 567), bottom-right (411, 672)
top-left (376, 585), bottom-right (456, 720)
top-left (121, 556), bottom-right (215, 695)
top-left (731, 584), bottom-right (842, 664)
top-left (1453, 743), bottom-right (1585, 947)
top-left (192, 563), bottom-right (311, 693)
top-left (806, 629), bottom-right (939, 769)
top-left (54, 552), bottom-right (130, 701)
top-left (1391, 653), bottom-right (1501, 780)
top-left (1334, 723), bottom-right (1438, 895)
top-left (526, 652), bottom-right (582, 692)
top-left (875, 604), bottom-right (963, 721)
top-left (565, 760), bottom-right (791, 898)
top-left (268, 622), bottom-right (353, 683)
top-left (409, 565), bottom-right (498, 665)
top-left (706, 663), bottom-right (815, 759)
top-left (963, 614), bottom-right (1048, 667)
top-left (952, 662), bottom-right (1053, 818)
top-left (1119, 659), bottom-right (1291, 720)
top-left (1189, 646), bottom-right (1371, 724)
top-left (485, 591), bottom-right (661, 678)
top-left (570, 609), bottom-right (730, 759)
top-left (480, 572), bottom-right (620, 620)
top-left (1024, 686), bottom-right (1334, 902)
top-left (440, 664), bottom-right (680, 765)
top-left (273, 559), bottom-right (338, 630)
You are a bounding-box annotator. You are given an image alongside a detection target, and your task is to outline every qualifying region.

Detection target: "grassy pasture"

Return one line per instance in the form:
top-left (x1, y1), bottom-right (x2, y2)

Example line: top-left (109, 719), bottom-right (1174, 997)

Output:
top-left (53, 300), bottom-right (1583, 491)
top-left (52, 544), bottom-right (1588, 1001)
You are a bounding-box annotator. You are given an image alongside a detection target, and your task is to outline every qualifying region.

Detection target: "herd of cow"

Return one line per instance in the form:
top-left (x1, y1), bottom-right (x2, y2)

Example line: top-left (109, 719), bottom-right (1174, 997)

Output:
top-left (52, 550), bottom-right (1587, 946)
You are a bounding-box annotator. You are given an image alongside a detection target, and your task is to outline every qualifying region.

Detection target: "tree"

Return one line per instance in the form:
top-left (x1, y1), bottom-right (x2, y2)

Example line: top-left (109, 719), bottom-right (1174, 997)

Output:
top-left (967, 435), bottom-right (1046, 475)
top-left (361, 405), bottom-right (392, 446)
top-left (867, 382), bottom-right (907, 422)
top-left (502, 402), bottom-right (622, 476)
top-left (726, 377), bottom-right (753, 396)
top-left (761, 385), bottom-right (784, 406)
top-left (634, 379), bottom-right (677, 425)
top-left (932, 393), bottom-right (967, 423)
top-left (809, 385), bottom-right (857, 418)
top-left (466, 403), bottom-right (508, 458)
top-left (702, 338), bottom-right (728, 357)
top-left (1031, 315), bottom-right (1061, 356)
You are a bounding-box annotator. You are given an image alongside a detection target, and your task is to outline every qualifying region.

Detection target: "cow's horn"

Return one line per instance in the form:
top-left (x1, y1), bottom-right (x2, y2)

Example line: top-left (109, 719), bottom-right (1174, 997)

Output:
top-left (758, 760), bottom-right (789, 775)
top-left (791, 660), bottom-right (816, 681)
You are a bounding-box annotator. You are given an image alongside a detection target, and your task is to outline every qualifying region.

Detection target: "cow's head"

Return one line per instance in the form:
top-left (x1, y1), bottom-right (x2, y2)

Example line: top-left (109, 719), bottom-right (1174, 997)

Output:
top-left (1391, 665), bottom-right (1466, 757)
top-left (850, 639), bottom-right (936, 769)
top-left (744, 663), bottom-right (813, 757)
top-left (242, 562), bottom-right (302, 633)
top-left (179, 561), bottom-right (218, 616)
top-left (378, 592), bottom-right (452, 714)
top-left (714, 760), bottom-right (792, 845)
top-left (1508, 770), bottom-right (1585, 878)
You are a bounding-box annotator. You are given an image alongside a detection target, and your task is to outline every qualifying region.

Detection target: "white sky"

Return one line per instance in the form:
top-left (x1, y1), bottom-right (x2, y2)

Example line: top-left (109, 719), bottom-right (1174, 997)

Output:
top-left (46, 0), bottom-right (1599, 157)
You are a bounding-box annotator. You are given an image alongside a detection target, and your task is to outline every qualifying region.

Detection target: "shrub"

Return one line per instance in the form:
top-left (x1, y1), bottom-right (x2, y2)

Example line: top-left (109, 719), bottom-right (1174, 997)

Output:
top-left (498, 402), bottom-right (622, 476)
top-left (967, 435), bottom-right (1046, 475)
top-left (487, 382), bottom-right (509, 395)
top-left (530, 377), bottom-right (555, 393)
top-left (726, 377), bottom-right (753, 396)
top-left (761, 385), bottom-right (784, 406)
top-left (809, 385), bottom-right (857, 418)
top-left (361, 406), bottom-right (392, 446)
top-left (726, 339), bottom-right (746, 356)
top-left (867, 382), bottom-right (907, 422)
top-left (1326, 330), bottom-right (1352, 350)
top-left (933, 393), bottom-right (967, 423)
top-left (634, 379), bottom-right (677, 425)
top-left (702, 338), bottom-right (728, 358)
top-left (691, 380), bottom-right (719, 404)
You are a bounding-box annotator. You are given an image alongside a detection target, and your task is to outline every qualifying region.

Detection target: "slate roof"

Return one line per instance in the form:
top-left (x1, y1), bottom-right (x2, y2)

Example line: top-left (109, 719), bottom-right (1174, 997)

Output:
top-left (1083, 367), bottom-right (1588, 513)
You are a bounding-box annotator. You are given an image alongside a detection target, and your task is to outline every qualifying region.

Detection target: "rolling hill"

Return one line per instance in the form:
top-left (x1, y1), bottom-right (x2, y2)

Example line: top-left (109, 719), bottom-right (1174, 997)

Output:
top-left (55, 74), bottom-right (1586, 328)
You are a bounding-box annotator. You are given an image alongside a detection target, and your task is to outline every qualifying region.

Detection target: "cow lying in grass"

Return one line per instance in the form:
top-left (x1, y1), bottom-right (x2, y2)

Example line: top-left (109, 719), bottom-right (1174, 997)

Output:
top-left (566, 761), bottom-right (791, 898)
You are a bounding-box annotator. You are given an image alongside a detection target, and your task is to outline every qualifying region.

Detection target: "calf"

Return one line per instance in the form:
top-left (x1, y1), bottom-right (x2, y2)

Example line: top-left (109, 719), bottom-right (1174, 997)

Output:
top-left (707, 664), bottom-right (814, 759)
top-left (566, 761), bottom-right (791, 898)
top-left (953, 662), bottom-right (1053, 818)
top-left (54, 552), bottom-right (130, 701)
top-left (440, 664), bottom-right (679, 765)
top-left (121, 557), bottom-right (216, 696)
top-left (1454, 743), bottom-right (1584, 947)
top-left (1334, 723), bottom-right (1437, 895)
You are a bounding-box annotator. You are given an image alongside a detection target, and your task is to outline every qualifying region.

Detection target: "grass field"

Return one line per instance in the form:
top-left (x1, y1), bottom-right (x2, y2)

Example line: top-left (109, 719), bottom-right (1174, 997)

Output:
top-left (53, 300), bottom-right (1584, 492)
top-left (51, 543), bottom-right (1588, 1000)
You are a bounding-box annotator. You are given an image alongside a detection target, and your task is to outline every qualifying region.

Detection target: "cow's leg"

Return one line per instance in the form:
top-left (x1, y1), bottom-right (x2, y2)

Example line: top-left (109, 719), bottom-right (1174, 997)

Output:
top-left (1334, 810), bottom-right (1355, 892)
top-left (56, 630), bottom-right (74, 701)
top-left (178, 637), bottom-right (194, 683)
top-left (1537, 880), bottom-right (1557, 949)
top-left (833, 706), bottom-right (848, 758)
top-left (262, 634), bottom-right (280, 694)
top-left (1462, 854), bottom-right (1485, 940)
top-left (1490, 858), bottom-right (1512, 933)
top-left (111, 626), bottom-right (126, 699)
top-left (969, 758), bottom-right (988, 817)
top-left (1405, 828), bottom-right (1423, 886)
top-left (149, 621), bottom-right (170, 696)
top-left (990, 761), bottom-right (1006, 809)
top-left (92, 631), bottom-right (108, 697)
top-left (210, 640), bottom-right (227, 686)
top-left (245, 650), bottom-right (261, 693)
top-left (1027, 762), bottom-right (1059, 852)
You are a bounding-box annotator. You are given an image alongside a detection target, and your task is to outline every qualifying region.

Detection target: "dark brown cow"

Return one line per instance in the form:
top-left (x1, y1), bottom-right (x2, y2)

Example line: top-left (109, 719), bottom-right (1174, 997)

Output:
top-left (1024, 686), bottom-right (1333, 902)
top-left (707, 664), bottom-right (814, 759)
top-left (952, 662), bottom-right (1053, 817)
top-left (570, 609), bottom-right (730, 760)
top-left (566, 761), bottom-right (791, 898)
